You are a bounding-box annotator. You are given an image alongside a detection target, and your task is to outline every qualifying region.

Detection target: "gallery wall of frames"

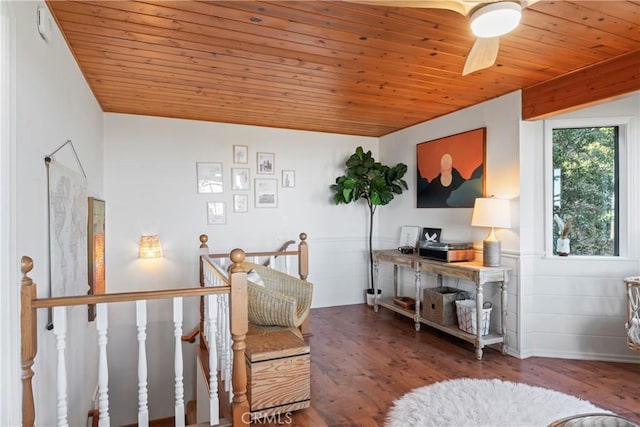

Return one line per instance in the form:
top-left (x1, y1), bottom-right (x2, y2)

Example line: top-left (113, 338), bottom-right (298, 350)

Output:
top-left (196, 145), bottom-right (296, 225)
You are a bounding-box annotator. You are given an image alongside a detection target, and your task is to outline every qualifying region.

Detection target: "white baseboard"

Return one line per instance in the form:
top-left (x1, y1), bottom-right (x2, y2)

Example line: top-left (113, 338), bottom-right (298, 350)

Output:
top-left (514, 348), bottom-right (640, 363)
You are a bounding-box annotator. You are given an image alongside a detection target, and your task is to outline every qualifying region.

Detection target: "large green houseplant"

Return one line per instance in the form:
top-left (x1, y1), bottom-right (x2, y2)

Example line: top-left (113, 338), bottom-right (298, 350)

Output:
top-left (330, 147), bottom-right (408, 296)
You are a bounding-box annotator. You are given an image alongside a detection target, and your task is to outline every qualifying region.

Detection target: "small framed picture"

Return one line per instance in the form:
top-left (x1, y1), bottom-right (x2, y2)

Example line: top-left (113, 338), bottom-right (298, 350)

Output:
top-left (197, 162), bottom-right (223, 194)
top-left (207, 202), bottom-right (226, 225)
top-left (419, 227), bottom-right (442, 247)
top-left (231, 167), bottom-right (250, 191)
top-left (282, 170), bottom-right (295, 188)
top-left (233, 145), bottom-right (248, 164)
top-left (257, 152), bottom-right (275, 174)
top-left (255, 178), bottom-right (278, 208)
top-left (233, 194), bottom-right (248, 213)
top-left (398, 226), bottom-right (420, 248)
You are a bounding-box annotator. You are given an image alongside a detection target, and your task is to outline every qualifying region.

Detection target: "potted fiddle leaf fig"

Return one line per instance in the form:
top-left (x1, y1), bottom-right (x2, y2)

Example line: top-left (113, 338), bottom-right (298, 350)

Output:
top-left (330, 146), bottom-right (408, 304)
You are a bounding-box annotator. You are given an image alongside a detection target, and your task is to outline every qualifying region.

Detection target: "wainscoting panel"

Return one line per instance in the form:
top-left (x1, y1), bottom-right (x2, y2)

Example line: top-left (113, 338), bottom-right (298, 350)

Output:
top-left (522, 256), bottom-right (639, 362)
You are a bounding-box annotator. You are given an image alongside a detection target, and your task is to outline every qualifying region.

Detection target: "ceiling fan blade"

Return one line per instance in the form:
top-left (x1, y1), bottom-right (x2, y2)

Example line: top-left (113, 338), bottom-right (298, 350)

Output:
top-left (462, 37), bottom-right (500, 75)
top-left (521, 0), bottom-right (540, 9)
top-left (347, 0), bottom-right (525, 76)
top-left (344, 0), bottom-right (485, 16)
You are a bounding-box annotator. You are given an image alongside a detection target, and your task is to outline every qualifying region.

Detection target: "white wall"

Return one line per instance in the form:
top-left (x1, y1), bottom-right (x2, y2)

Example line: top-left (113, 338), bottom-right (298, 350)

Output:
top-left (518, 119), bottom-right (544, 355)
top-left (7, 1), bottom-right (104, 425)
top-left (103, 113), bottom-right (376, 425)
top-left (0, 2), bottom-right (19, 424)
top-left (520, 93), bottom-right (640, 361)
top-left (379, 91), bottom-right (521, 249)
top-left (378, 91), bottom-right (523, 352)
top-left (378, 90), bottom-right (640, 362)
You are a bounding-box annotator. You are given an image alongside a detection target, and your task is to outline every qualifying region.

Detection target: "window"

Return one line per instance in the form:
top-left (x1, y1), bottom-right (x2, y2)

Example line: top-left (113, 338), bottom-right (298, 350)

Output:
top-left (552, 126), bottom-right (619, 255)
top-left (545, 118), bottom-right (630, 257)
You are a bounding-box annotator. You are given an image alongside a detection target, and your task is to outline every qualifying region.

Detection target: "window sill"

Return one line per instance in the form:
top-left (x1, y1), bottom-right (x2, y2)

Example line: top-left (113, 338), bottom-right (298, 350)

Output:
top-left (543, 254), bottom-right (634, 262)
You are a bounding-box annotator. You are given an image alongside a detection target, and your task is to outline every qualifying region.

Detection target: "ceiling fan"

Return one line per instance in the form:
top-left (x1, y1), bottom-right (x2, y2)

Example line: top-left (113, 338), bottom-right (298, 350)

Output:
top-left (347, 1), bottom-right (538, 75)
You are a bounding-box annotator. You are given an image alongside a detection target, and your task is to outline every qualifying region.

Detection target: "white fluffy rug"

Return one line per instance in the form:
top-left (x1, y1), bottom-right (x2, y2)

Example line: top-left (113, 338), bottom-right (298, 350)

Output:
top-left (386, 378), bottom-right (608, 427)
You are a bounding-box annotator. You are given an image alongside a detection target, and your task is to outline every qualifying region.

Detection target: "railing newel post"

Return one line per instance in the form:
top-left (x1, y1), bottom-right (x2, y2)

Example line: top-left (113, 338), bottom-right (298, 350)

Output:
top-left (298, 232), bottom-right (308, 280)
top-left (229, 249), bottom-right (250, 426)
top-left (20, 256), bottom-right (37, 427)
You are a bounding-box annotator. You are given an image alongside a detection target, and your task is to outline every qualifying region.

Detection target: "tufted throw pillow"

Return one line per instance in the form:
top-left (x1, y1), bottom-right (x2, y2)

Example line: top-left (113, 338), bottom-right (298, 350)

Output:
top-left (247, 269), bottom-right (265, 286)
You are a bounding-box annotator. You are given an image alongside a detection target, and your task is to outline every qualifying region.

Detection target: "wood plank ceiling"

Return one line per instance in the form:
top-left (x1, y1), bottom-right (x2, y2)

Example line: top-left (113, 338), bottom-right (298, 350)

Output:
top-left (47, 1), bottom-right (640, 137)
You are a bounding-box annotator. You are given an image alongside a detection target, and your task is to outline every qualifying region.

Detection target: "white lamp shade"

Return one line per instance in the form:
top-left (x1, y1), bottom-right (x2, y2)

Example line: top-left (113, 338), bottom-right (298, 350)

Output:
top-left (139, 235), bottom-right (163, 258)
top-left (471, 197), bottom-right (511, 229)
top-left (470, 2), bottom-right (522, 38)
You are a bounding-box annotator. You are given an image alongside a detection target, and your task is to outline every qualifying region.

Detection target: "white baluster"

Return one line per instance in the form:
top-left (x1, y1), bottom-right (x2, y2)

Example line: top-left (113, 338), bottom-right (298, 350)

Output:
top-left (269, 255), bottom-right (276, 269)
top-left (136, 301), bottom-right (149, 427)
top-left (219, 295), bottom-right (228, 388)
top-left (211, 268), bottom-right (217, 286)
top-left (223, 295), bottom-right (232, 396)
top-left (53, 307), bottom-right (68, 427)
top-left (285, 256), bottom-right (291, 275)
top-left (217, 295), bottom-right (225, 380)
top-left (173, 298), bottom-right (185, 427)
top-left (226, 334), bottom-right (233, 399)
top-left (203, 292), bottom-right (210, 342)
top-left (96, 303), bottom-right (110, 427)
top-left (207, 294), bottom-right (219, 424)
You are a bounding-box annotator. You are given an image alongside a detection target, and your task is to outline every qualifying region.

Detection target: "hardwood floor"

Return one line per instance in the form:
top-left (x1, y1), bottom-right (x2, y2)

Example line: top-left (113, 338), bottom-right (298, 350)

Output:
top-left (252, 304), bottom-right (640, 427)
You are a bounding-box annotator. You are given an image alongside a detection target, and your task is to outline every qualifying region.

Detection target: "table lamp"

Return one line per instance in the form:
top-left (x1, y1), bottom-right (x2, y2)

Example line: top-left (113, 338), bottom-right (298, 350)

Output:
top-left (471, 197), bottom-right (511, 267)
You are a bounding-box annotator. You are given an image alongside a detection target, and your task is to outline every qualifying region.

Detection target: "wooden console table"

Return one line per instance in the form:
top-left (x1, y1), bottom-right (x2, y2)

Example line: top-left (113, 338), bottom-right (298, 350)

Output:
top-left (372, 249), bottom-right (510, 360)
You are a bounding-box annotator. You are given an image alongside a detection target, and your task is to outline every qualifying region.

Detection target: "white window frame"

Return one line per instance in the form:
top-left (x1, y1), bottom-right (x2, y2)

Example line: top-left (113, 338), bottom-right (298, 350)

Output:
top-left (543, 116), bottom-right (637, 258)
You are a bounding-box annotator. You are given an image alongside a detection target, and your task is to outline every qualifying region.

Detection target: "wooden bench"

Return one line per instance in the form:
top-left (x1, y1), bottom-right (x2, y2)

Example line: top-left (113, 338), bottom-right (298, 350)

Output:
top-left (245, 329), bottom-right (310, 419)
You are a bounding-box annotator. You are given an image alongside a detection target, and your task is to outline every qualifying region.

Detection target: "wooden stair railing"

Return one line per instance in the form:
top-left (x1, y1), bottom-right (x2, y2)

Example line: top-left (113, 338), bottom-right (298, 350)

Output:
top-left (184, 234), bottom-right (308, 344)
top-left (20, 249), bottom-right (250, 427)
top-left (198, 233), bottom-right (309, 337)
top-left (194, 233), bottom-right (311, 424)
top-left (199, 232), bottom-right (309, 279)
top-left (181, 328), bottom-right (199, 344)
top-left (262, 240), bottom-right (295, 268)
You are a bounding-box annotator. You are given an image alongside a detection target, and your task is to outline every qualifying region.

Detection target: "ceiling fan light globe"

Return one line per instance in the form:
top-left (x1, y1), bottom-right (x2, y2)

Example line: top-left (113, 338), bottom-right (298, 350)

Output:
top-left (470, 2), bottom-right (522, 38)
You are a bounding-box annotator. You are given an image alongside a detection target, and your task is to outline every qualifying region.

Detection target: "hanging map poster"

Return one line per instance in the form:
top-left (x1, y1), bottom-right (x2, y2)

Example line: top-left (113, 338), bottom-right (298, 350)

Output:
top-left (48, 159), bottom-right (88, 297)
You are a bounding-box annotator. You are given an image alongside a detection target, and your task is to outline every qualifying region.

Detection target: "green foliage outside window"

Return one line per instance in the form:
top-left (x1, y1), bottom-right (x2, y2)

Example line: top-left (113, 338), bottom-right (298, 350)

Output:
top-left (552, 126), bottom-right (618, 256)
